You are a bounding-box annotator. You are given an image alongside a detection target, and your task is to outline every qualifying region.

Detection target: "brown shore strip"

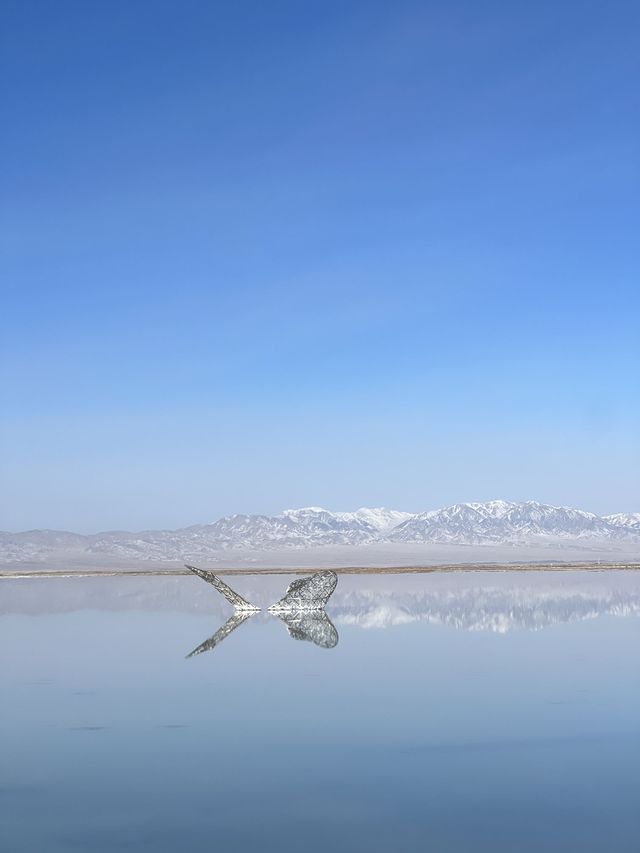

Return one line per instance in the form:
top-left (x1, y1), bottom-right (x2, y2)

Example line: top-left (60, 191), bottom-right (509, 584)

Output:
top-left (1, 561), bottom-right (639, 579)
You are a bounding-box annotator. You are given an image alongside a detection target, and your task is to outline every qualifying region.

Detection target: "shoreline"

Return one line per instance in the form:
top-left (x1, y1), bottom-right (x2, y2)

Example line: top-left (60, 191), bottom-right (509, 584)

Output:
top-left (1, 561), bottom-right (639, 579)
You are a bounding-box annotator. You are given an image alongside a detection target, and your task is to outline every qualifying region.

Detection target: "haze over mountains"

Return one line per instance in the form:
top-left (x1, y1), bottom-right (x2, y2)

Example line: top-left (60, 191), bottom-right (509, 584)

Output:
top-left (2, 500), bottom-right (639, 566)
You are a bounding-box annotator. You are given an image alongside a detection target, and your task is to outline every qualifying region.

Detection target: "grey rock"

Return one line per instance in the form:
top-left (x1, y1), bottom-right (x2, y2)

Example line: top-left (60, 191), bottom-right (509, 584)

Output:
top-left (268, 570), bottom-right (338, 612)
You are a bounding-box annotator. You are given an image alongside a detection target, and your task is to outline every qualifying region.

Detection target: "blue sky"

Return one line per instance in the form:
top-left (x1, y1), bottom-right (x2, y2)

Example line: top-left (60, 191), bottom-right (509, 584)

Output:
top-left (2, 0), bottom-right (639, 531)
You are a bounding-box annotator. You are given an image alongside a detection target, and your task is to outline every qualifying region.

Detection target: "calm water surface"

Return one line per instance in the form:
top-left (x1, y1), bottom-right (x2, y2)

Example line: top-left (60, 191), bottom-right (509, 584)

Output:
top-left (1, 570), bottom-right (639, 852)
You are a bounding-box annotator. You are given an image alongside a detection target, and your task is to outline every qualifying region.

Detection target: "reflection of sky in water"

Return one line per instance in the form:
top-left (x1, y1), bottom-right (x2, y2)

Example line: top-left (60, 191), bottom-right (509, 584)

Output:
top-left (1, 571), bottom-right (639, 852)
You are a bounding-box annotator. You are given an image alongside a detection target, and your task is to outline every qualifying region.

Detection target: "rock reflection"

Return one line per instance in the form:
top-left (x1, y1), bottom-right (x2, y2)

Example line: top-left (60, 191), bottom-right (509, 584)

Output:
top-left (187, 610), bottom-right (339, 657)
top-left (276, 610), bottom-right (339, 648)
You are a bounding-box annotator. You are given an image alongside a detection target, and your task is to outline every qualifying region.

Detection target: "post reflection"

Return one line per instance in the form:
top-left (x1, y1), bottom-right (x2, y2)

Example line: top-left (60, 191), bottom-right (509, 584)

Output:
top-left (186, 611), bottom-right (255, 658)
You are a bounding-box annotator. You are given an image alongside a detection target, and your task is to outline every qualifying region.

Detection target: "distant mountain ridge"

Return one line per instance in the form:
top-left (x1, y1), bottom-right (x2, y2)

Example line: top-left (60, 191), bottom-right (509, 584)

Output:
top-left (390, 500), bottom-right (631, 544)
top-left (1, 500), bottom-right (639, 564)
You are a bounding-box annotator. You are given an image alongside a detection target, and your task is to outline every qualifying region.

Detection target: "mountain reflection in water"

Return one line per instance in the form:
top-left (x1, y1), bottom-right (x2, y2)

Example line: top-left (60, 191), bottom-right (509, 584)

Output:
top-left (2, 570), bottom-right (640, 635)
top-left (331, 584), bottom-right (640, 632)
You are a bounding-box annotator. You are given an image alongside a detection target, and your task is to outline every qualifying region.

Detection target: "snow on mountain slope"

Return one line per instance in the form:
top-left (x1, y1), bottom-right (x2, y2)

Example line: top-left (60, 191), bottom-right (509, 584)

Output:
top-left (389, 500), bottom-right (623, 544)
top-left (1, 501), bottom-right (638, 563)
top-left (605, 512), bottom-right (640, 531)
top-left (336, 507), bottom-right (414, 531)
top-left (0, 529), bottom-right (89, 563)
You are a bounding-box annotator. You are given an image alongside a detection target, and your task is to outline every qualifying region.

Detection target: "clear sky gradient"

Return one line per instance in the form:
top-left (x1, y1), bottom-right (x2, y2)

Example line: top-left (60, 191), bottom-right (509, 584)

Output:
top-left (2, 1), bottom-right (639, 531)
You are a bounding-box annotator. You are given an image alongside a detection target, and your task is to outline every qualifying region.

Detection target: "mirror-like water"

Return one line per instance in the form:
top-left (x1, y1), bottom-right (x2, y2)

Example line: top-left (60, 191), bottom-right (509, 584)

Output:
top-left (1, 571), bottom-right (639, 852)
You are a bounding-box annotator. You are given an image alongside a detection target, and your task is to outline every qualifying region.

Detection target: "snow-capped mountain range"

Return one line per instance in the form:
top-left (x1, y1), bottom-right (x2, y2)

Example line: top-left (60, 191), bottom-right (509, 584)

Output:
top-left (1, 501), bottom-right (639, 564)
